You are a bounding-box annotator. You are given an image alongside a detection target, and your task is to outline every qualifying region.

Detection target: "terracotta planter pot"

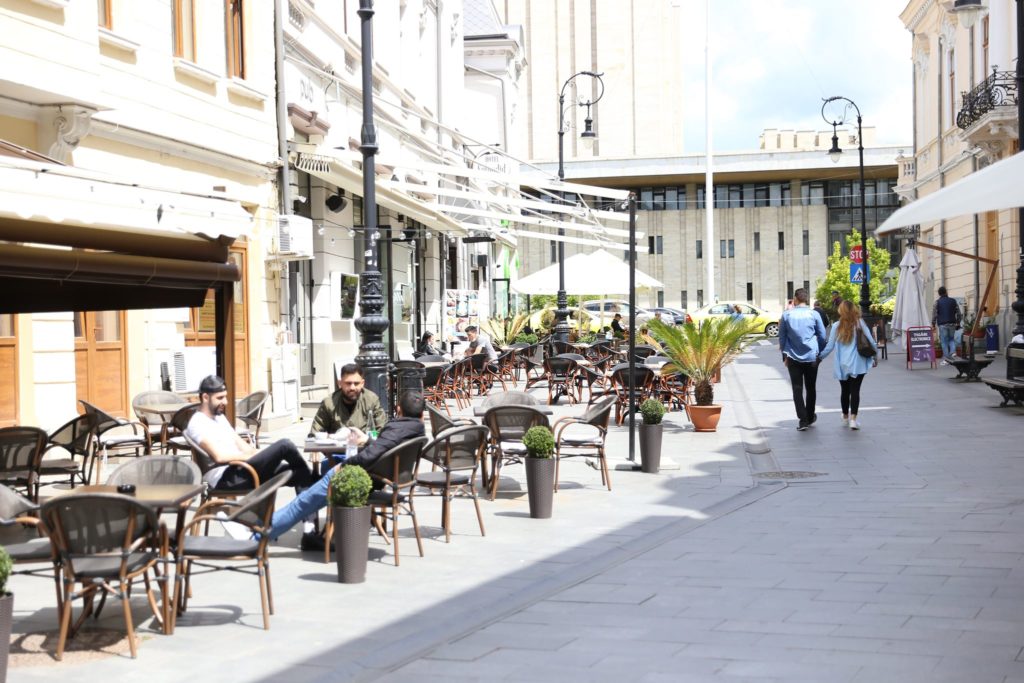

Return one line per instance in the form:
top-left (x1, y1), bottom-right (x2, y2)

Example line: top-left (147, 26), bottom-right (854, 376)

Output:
top-left (638, 423), bottom-right (663, 473)
top-left (689, 404), bottom-right (723, 432)
top-left (331, 505), bottom-right (371, 583)
top-left (0, 593), bottom-right (11, 681)
top-left (525, 457), bottom-right (555, 519)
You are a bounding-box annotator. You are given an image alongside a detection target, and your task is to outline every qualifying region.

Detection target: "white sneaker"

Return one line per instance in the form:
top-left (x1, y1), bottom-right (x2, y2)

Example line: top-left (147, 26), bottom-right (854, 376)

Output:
top-left (216, 511), bottom-right (253, 541)
top-left (849, 417), bottom-right (860, 430)
top-left (841, 416), bottom-right (849, 428)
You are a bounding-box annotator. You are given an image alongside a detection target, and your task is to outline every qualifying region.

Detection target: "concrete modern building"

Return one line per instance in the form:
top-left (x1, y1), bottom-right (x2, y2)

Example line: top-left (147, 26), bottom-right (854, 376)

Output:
top-left (898, 0), bottom-right (1020, 337)
top-left (518, 129), bottom-right (904, 312)
top-left (0, 0), bottom-right (278, 428)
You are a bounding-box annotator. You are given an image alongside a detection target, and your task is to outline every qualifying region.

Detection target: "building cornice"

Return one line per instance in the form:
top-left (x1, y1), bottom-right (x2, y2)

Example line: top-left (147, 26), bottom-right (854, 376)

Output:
top-left (903, 0), bottom-right (936, 32)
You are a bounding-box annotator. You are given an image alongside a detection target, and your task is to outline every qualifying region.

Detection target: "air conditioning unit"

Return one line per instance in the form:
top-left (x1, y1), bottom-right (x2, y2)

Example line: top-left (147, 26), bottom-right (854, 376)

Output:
top-left (274, 214), bottom-right (314, 261)
top-left (168, 347), bottom-right (217, 393)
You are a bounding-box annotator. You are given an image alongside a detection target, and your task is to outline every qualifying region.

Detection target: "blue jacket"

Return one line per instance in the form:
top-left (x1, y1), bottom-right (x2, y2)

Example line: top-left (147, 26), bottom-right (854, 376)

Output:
top-left (779, 305), bottom-right (827, 363)
top-left (819, 320), bottom-right (878, 380)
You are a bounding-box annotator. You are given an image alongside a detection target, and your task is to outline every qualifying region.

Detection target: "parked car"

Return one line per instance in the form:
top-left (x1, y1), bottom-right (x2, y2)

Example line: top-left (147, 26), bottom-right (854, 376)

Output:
top-left (689, 302), bottom-right (780, 337)
top-left (650, 307), bottom-right (691, 325)
top-left (527, 306), bottom-right (604, 334)
top-left (580, 299), bottom-right (654, 325)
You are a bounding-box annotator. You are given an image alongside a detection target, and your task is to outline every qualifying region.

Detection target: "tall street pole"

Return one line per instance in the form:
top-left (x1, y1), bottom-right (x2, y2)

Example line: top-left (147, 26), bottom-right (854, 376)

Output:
top-left (627, 193), bottom-right (638, 464)
top-left (553, 71), bottom-right (604, 344)
top-left (1014, 0), bottom-right (1024, 338)
top-left (354, 0), bottom-right (389, 407)
top-left (704, 0), bottom-right (715, 305)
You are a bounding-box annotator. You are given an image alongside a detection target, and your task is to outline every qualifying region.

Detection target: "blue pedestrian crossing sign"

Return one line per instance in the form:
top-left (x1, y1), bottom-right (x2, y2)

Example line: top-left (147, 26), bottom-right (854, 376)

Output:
top-left (850, 264), bottom-right (865, 283)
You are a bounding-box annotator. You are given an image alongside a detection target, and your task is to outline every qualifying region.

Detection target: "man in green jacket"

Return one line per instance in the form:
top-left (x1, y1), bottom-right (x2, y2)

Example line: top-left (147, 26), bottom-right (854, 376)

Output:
top-left (309, 363), bottom-right (388, 438)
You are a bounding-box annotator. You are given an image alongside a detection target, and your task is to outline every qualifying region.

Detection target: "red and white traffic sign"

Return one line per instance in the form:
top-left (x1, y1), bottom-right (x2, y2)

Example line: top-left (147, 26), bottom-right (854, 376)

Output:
top-left (850, 246), bottom-right (864, 264)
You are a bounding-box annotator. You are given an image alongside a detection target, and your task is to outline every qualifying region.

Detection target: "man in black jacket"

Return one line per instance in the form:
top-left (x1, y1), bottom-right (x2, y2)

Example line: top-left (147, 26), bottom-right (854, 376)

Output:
top-left (269, 391), bottom-right (426, 547)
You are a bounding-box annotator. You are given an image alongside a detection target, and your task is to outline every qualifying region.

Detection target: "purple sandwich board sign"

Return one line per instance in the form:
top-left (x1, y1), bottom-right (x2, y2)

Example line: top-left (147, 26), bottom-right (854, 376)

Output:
top-left (906, 326), bottom-right (936, 370)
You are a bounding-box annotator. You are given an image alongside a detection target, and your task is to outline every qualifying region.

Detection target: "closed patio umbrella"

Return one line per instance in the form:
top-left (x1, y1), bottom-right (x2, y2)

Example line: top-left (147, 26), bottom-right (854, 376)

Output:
top-left (891, 247), bottom-right (930, 347)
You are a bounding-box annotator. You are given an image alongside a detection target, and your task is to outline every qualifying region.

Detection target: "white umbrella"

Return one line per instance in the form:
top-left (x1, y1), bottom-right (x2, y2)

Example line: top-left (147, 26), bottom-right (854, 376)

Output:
top-left (876, 152), bottom-right (1024, 235)
top-left (891, 247), bottom-right (930, 347)
top-left (510, 248), bottom-right (663, 295)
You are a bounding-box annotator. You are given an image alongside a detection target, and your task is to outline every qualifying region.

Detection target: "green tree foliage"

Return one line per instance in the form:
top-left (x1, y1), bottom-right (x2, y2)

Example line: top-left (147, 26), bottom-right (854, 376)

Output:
top-left (814, 234), bottom-right (894, 308)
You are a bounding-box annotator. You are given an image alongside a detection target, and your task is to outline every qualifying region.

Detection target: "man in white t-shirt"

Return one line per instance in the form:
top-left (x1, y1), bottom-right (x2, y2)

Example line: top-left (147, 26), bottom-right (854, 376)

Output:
top-left (185, 375), bottom-right (314, 491)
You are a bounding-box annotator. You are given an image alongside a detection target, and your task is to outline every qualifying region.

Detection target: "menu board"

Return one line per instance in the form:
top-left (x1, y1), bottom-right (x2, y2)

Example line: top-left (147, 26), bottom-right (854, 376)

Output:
top-left (907, 326), bottom-right (934, 369)
top-left (444, 289), bottom-right (480, 339)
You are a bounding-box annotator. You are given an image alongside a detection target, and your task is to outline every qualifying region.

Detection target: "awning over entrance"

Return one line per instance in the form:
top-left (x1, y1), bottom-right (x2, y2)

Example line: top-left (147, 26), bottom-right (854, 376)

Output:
top-left (0, 155), bottom-right (251, 415)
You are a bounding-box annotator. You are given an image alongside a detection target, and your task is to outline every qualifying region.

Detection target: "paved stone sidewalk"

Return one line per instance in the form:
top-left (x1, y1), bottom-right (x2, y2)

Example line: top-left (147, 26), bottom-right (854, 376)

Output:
top-left (374, 346), bottom-right (1024, 682)
top-left (8, 365), bottom-right (754, 681)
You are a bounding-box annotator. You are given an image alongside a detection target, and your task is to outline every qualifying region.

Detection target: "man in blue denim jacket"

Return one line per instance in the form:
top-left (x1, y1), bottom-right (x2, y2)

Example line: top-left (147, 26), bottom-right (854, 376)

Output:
top-left (778, 287), bottom-right (827, 431)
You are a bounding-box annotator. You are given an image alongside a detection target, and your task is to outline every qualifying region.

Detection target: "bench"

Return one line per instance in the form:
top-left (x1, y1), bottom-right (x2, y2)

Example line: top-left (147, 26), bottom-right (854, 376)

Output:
top-left (983, 345), bottom-right (1024, 406)
top-left (948, 356), bottom-right (993, 381)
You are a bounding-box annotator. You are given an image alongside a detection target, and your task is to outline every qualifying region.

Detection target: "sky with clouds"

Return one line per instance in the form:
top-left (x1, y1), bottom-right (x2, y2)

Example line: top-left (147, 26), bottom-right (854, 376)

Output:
top-left (678, 0), bottom-right (914, 153)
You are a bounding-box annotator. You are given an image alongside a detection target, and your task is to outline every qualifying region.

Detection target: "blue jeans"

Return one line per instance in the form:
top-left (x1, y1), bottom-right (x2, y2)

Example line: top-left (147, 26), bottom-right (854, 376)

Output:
top-left (939, 324), bottom-right (957, 358)
top-left (269, 466), bottom-right (336, 539)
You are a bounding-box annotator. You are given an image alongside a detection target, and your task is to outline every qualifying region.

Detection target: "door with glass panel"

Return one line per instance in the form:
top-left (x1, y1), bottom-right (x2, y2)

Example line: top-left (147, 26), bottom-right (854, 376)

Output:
top-left (74, 310), bottom-right (128, 417)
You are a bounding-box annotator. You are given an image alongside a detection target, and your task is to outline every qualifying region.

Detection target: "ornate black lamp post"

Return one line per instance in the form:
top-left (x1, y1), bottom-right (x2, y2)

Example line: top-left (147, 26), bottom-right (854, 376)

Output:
top-left (554, 71), bottom-right (605, 343)
top-left (822, 96), bottom-right (872, 319)
top-left (951, 0), bottom-right (1024, 338)
top-left (354, 0), bottom-right (389, 406)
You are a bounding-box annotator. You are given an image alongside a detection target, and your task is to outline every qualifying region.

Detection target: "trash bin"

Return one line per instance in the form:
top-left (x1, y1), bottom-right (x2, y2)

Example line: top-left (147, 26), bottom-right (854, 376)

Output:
top-left (985, 324), bottom-right (999, 355)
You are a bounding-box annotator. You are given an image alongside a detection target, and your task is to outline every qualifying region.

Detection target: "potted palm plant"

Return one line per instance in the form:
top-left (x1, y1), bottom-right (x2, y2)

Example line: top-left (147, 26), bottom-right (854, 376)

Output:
top-left (649, 317), bottom-right (753, 432)
top-left (523, 426), bottom-right (556, 519)
top-left (0, 546), bottom-right (11, 679)
top-left (639, 399), bottom-right (666, 473)
top-left (328, 465), bottom-right (373, 583)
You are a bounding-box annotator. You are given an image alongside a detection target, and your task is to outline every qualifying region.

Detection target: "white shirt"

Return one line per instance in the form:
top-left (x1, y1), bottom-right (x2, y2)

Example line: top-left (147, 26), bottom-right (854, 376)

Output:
top-left (184, 412), bottom-right (241, 487)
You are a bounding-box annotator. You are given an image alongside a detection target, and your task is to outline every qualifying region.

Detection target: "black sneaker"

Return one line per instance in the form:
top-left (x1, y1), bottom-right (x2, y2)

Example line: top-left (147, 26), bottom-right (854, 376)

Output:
top-left (300, 532), bottom-right (325, 552)
top-left (796, 421), bottom-right (808, 431)
top-left (808, 414), bottom-right (817, 427)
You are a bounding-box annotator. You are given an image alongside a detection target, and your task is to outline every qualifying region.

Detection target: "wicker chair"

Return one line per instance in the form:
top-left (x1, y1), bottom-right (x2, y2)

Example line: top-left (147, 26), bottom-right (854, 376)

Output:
top-left (80, 400), bottom-right (150, 466)
top-left (480, 390), bottom-right (539, 410)
top-left (609, 363), bottom-right (655, 425)
top-left (235, 391), bottom-right (269, 446)
top-left (543, 357), bottom-right (579, 405)
top-left (0, 426), bottom-right (48, 502)
top-left (175, 470), bottom-right (292, 630)
top-left (365, 436), bottom-right (430, 566)
top-left (0, 484), bottom-right (59, 602)
top-left (164, 403), bottom-right (200, 455)
top-left (41, 493), bottom-right (169, 659)
top-left (132, 391), bottom-right (188, 453)
top-left (482, 406), bottom-right (549, 500)
top-left (182, 433), bottom-right (260, 503)
top-left (553, 396), bottom-right (615, 492)
top-left (413, 426), bottom-right (489, 542)
top-left (41, 413), bottom-right (100, 492)
top-left (105, 456), bottom-right (202, 487)
top-left (425, 402), bottom-right (475, 439)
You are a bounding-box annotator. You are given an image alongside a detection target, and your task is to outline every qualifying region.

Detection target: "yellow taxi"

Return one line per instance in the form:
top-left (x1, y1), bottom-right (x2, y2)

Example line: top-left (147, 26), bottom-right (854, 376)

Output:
top-left (688, 301), bottom-right (780, 337)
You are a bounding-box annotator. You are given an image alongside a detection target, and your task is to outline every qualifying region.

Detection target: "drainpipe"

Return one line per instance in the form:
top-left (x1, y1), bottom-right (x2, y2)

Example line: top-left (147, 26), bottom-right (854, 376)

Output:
top-left (274, 0), bottom-right (292, 335)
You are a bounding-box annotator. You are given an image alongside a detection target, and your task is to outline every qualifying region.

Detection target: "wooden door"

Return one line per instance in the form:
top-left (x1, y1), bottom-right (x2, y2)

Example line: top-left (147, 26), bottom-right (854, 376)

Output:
top-left (184, 247), bottom-right (249, 395)
top-left (74, 311), bottom-right (128, 417)
top-left (985, 211), bottom-right (999, 315)
top-left (0, 315), bottom-right (17, 426)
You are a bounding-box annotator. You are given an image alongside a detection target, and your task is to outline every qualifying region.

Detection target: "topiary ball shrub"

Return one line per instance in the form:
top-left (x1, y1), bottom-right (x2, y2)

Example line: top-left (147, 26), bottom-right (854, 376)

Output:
top-left (522, 426), bottom-right (555, 458)
top-left (0, 546), bottom-right (11, 595)
top-left (328, 465), bottom-right (373, 508)
top-left (640, 398), bottom-right (666, 425)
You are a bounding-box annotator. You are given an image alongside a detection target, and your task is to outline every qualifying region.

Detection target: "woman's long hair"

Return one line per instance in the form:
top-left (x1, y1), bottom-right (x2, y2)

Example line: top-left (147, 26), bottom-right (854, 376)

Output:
top-left (420, 331), bottom-right (434, 347)
top-left (836, 300), bottom-right (860, 345)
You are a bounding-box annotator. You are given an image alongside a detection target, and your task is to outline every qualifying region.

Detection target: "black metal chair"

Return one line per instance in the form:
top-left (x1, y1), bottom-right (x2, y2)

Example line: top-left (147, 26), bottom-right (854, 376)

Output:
top-left (365, 436), bottom-right (430, 566)
top-left (235, 390), bottom-right (269, 446)
top-left (0, 426), bottom-right (48, 502)
top-left (0, 484), bottom-right (60, 604)
top-left (41, 492), bottom-right (169, 660)
top-left (42, 413), bottom-right (99, 492)
top-left (413, 426), bottom-right (489, 543)
top-left (543, 357), bottom-right (579, 405)
top-left (482, 406), bottom-right (549, 500)
top-left (175, 470), bottom-right (292, 630)
top-left (553, 396), bottom-right (615, 492)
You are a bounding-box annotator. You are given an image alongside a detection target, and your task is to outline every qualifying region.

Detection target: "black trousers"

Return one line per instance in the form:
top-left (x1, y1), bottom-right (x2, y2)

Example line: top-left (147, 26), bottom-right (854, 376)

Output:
top-left (786, 359), bottom-right (818, 424)
top-left (839, 374), bottom-right (865, 415)
top-left (218, 440), bottom-right (314, 490)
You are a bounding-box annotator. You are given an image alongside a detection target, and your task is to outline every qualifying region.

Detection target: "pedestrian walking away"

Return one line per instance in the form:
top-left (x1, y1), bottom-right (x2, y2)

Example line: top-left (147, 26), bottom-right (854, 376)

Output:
top-left (818, 300), bottom-right (878, 430)
top-left (778, 287), bottom-right (827, 431)
top-left (932, 285), bottom-right (962, 363)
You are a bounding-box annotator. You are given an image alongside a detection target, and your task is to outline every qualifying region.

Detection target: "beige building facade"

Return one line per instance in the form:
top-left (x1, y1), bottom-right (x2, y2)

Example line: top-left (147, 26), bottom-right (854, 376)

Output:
top-left (518, 129), bottom-right (903, 313)
top-left (0, 0), bottom-right (278, 429)
top-left (899, 0), bottom-right (1019, 336)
